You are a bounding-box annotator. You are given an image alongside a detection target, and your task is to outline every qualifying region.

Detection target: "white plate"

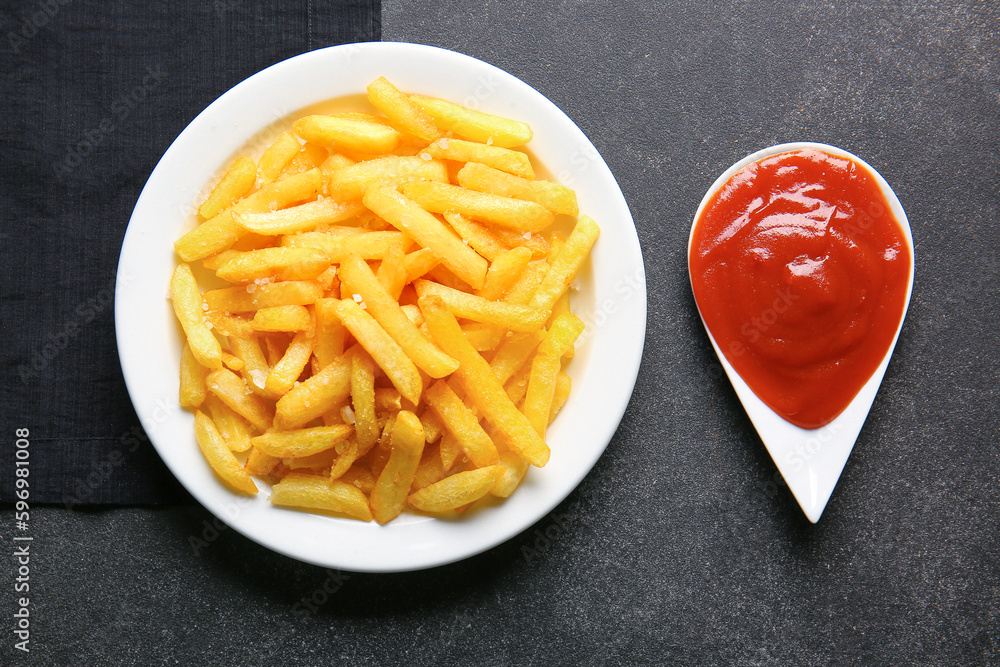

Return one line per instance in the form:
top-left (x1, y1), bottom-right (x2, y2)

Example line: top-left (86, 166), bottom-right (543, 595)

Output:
top-left (116, 42), bottom-right (646, 572)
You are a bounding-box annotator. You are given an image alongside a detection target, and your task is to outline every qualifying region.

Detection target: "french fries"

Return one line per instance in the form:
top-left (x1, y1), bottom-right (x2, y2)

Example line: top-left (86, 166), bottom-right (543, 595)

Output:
top-left (170, 77), bottom-right (600, 525)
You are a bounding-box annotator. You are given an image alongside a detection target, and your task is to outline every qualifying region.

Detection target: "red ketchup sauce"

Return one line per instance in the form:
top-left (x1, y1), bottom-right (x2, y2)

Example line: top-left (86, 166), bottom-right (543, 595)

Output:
top-left (689, 149), bottom-right (911, 429)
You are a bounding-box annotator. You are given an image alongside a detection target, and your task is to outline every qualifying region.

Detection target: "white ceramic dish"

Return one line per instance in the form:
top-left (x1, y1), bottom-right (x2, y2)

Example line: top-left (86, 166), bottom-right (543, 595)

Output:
top-left (687, 142), bottom-right (914, 523)
top-left (116, 42), bottom-right (646, 571)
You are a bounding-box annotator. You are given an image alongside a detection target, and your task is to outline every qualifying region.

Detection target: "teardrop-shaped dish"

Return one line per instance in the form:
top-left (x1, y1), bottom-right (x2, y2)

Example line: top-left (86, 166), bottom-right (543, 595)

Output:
top-left (688, 142), bottom-right (915, 522)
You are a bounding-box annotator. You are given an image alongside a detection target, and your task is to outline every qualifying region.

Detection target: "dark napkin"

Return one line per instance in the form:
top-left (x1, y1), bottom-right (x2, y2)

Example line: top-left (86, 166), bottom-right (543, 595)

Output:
top-left (0, 0), bottom-right (379, 504)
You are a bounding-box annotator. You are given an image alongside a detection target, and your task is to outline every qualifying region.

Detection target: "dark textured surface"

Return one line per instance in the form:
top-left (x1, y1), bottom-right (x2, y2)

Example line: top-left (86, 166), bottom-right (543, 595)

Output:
top-left (2, 0), bottom-right (999, 665)
top-left (0, 0), bottom-right (378, 504)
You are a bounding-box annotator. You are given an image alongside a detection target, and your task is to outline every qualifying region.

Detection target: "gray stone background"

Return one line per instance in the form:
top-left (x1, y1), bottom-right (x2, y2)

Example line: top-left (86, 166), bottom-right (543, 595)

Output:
top-left (3, 1), bottom-right (998, 664)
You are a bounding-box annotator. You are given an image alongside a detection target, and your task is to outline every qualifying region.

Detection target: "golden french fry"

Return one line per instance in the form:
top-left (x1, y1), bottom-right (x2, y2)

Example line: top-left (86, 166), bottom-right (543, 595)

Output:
top-left (204, 395), bottom-right (253, 453)
top-left (530, 216), bottom-right (600, 310)
top-left (407, 464), bottom-right (502, 512)
top-left (550, 371), bottom-right (571, 423)
top-left (523, 313), bottom-right (585, 436)
top-left (412, 444), bottom-right (447, 491)
top-left (400, 181), bottom-right (553, 232)
top-left (490, 331), bottom-right (544, 385)
top-left (293, 115), bottom-right (401, 154)
top-left (504, 363), bottom-right (532, 406)
top-left (203, 280), bottom-right (323, 312)
top-left (419, 407), bottom-right (445, 444)
top-left (370, 410), bottom-right (425, 524)
top-left (478, 246), bottom-right (533, 301)
top-left (170, 264), bottom-right (222, 369)
top-left (179, 343), bottom-right (209, 408)
top-left (367, 76), bottom-right (439, 141)
top-left (425, 380), bottom-right (499, 468)
top-left (280, 142), bottom-right (328, 177)
top-left (205, 311), bottom-right (254, 337)
top-left (175, 168), bottom-right (322, 261)
top-left (492, 227), bottom-right (551, 258)
top-left (424, 138), bottom-right (534, 179)
top-left (376, 240), bottom-right (408, 300)
top-left (270, 473), bottom-right (373, 521)
top-left (220, 351), bottom-right (244, 372)
top-left (339, 465), bottom-right (375, 495)
top-left (457, 162), bottom-right (578, 216)
top-left (328, 438), bottom-right (361, 480)
top-left (420, 296), bottom-right (550, 466)
top-left (194, 410), bottom-right (257, 494)
top-left (551, 290), bottom-right (574, 359)
top-left (228, 335), bottom-right (278, 400)
top-left (351, 350), bottom-right (380, 454)
top-left (217, 247), bottom-right (330, 283)
top-left (439, 432), bottom-right (463, 471)
top-left (234, 198), bottom-right (362, 236)
top-left (442, 212), bottom-right (506, 262)
top-left (199, 156), bottom-right (257, 220)
top-left (362, 187), bottom-right (488, 290)
top-left (313, 298), bottom-right (347, 369)
top-left (251, 424), bottom-right (353, 458)
top-left (490, 437), bottom-right (529, 498)
top-left (264, 329), bottom-right (313, 395)
top-left (403, 247), bottom-right (439, 282)
top-left (283, 447), bottom-right (338, 471)
top-left (413, 279), bottom-right (549, 332)
top-left (327, 156), bottom-right (448, 201)
top-left (251, 305), bottom-right (312, 332)
top-left (275, 352), bottom-right (351, 430)
top-left (257, 131), bottom-right (302, 185)
top-left (282, 229), bottom-right (407, 261)
top-left (339, 255), bottom-right (458, 378)
top-left (461, 321), bottom-right (504, 351)
top-left (374, 388), bottom-right (402, 412)
top-left (409, 95), bottom-right (532, 148)
top-left (244, 446), bottom-right (280, 476)
top-left (503, 260), bottom-right (549, 305)
top-left (205, 368), bottom-right (274, 431)
top-left (329, 297), bottom-right (423, 404)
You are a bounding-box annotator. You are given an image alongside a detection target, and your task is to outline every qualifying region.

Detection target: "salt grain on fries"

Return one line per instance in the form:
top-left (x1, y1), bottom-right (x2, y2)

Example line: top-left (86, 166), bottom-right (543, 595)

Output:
top-left (170, 77), bottom-right (599, 522)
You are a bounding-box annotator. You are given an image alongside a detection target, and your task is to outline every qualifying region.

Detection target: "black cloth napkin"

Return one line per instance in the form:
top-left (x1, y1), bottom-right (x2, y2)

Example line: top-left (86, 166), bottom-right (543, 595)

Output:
top-left (0, 0), bottom-right (379, 504)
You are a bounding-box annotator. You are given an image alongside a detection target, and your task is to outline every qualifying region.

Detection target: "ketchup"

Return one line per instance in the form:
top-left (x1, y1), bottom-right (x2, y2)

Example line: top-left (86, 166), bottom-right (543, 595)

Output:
top-left (689, 149), bottom-right (911, 429)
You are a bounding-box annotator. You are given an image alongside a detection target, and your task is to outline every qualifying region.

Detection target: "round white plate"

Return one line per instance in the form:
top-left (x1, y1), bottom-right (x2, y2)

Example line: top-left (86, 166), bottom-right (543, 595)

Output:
top-left (116, 42), bottom-right (646, 572)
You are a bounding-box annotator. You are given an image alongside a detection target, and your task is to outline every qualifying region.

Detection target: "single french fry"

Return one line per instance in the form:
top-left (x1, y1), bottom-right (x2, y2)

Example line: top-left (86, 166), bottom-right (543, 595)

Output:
top-left (175, 168), bottom-right (322, 261)
top-left (412, 444), bottom-right (447, 491)
top-left (403, 247), bottom-right (439, 282)
top-left (401, 181), bottom-right (553, 232)
top-left (220, 351), bottom-right (244, 372)
top-left (523, 313), bottom-right (585, 436)
top-left (424, 138), bottom-right (534, 179)
top-left (203, 280), bottom-right (323, 312)
top-left (408, 464), bottom-right (502, 512)
top-left (409, 95), bottom-right (533, 148)
top-left (251, 424), bottom-right (353, 458)
top-left (199, 156), bottom-right (257, 220)
top-left (551, 290), bottom-right (574, 359)
top-left (413, 279), bottom-right (549, 332)
top-left (425, 380), bottom-right (499, 468)
top-left (179, 343), bottom-right (209, 408)
top-left (217, 247), bottom-right (330, 283)
top-left (244, 446), bottom-right (280, 476)
top-left (490, 438), bottom-right (529, 498)
top-left (283, 447), bottom-right (338, 471)
top-left (490, 331), bottom-right (543, 385)
top-left (293, 115), bottom-right (401, 154)
top-left (204, 395), bottom-right (253, 453)
top-left (442, 212), bottom-right (506, 262)
top-left (329, 297), bottom-right (423, 404)
top-left (493, 227), bottom-right (551, 259)
top-left (257, 131), bottom-right (302, 185)
top-left (205, 311), bottom-right (254, 337)
top-left (376, 240), bottom-right (408, 301)
top-left (234, 198), bottom-right (362, 236)
top-left (205, 368), bottom-right (274, 431)
top-left (280, 142), bottom-right (328, 178)
top-left (275, 352), bottom-right (352, 430)
top-left (328, 438), bottom-right (361, 480)
top-left (351, 350), bottom-right (380, 454)
top-left (270, 473), bottom-right (372, 521)
top-left (251, 305), bottom-right (312, 332)
top-left (420, 296), bottom-right (550, 466)
top-left (339, 255), bottom-right (458, 378)
top-left (530, 216), bottom-right (600, 311)
top-left (457, 162), bottom-right (578, 216)
top-left (313, 298), bottom-right (346, 369)
top-left (419, 407), bottom-right (445, 444)
top-left (461, 321), bottom-right (505, 351)
top-left (327, 156), bottom-right (448, 201)
top-left (550, 371), bottom-right (571, 423)
top-left (339, 465), bottom-right (375, 495)
top-left (503, 260), bottom-right (549, 305)
top-left (194, 411), bottom-right (258, 494)
top-left (264, 329), bottom-right (314, 395)
top-left (228, 335), bottom-right (278, 400)
top-left (367, 76), bottom-right (439, 141)
top-left (370, 410), bottom-right (425, 524)
top-left (478, 246), bottom-right (533, 301)
top-left (504, 363), bottom-right (532, 406)
top-left (282, 230), bottom-right (407, 261)
top-left (439, 432), bottom-right (463, 471)
top-left (363, 187), bottom-right (488, 290)
top-left (170, 264), bottom-right (222, 369)
top-left (202, 249), bottom-right (242, 272)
